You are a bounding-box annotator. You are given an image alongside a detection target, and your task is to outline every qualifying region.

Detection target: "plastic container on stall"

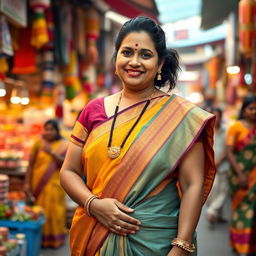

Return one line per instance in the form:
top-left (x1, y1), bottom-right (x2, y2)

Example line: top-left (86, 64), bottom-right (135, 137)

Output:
top-left (15, 234), bottom-right (26, 256)
top-left (0, 217), bottom-right (45, 256)
top-left (0, 246), bottom-right (6, 256)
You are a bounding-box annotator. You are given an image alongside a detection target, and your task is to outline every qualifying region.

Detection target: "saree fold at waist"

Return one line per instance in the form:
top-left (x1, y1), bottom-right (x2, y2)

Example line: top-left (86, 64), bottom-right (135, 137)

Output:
top-left (69, 95), bottom-right (216, 256)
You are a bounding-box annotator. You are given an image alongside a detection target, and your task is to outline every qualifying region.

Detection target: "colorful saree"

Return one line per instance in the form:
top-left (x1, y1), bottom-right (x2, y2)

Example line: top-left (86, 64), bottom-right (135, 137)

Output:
top-left (226, 121), bottom-right (256, 254)
top-left (30, 138), bottom-right (68, 248)
top-left (70, 94), bottom-right (216, 256)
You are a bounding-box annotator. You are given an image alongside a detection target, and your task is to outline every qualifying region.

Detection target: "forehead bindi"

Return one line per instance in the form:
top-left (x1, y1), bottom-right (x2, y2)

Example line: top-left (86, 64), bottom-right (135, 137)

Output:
top-left (121, 31), bottom-right (155, 51)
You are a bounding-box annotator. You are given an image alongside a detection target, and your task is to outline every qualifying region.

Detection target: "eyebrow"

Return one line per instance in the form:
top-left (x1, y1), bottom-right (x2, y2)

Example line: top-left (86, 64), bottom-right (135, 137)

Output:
top-left (121, 46), bottom-right (154, 54)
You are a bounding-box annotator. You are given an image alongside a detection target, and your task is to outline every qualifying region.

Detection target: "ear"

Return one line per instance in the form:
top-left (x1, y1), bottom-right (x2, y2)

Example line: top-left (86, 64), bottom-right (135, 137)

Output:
top-left (158, 59), bottom-right (165, 72)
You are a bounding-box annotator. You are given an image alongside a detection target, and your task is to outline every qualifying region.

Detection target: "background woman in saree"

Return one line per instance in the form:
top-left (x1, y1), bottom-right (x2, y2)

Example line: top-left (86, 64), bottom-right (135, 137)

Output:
top-left (24, 119), bottom-right (68, 248)
top-left (226, 95), bottom-right (256, 256)
top-left (60, 16), bottom-right (216, 256)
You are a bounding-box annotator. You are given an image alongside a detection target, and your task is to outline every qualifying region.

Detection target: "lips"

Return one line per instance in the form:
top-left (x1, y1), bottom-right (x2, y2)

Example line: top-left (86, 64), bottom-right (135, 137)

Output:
top-left (126, 69), bottom-right (144, 77)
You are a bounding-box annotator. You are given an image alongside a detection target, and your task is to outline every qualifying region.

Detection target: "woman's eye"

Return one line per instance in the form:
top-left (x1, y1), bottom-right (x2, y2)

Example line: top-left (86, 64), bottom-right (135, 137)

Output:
top-left (122, 50), bottom-right (132, 56)
top-left (141, 53), bottom-right (151, 59)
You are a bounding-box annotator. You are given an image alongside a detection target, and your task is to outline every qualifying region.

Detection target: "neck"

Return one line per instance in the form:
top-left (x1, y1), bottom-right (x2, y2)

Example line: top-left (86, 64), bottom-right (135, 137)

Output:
top-left (122, 86), bottom-right (155, 102)
top-left (214, 124), bottom-right (221, 131)
top-left (244, 119), bottom-right (256, 127)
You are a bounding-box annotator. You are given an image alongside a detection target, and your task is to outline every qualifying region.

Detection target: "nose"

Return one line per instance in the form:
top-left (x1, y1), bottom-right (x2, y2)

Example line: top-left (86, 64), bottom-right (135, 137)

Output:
top-left (129, 54), bottom-right (141, 67)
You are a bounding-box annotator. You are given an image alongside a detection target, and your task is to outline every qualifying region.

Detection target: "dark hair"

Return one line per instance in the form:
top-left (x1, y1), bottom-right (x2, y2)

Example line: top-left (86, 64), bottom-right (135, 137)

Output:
top-left (238, 95), bottom-right (256, 119)
top-left (210, 107), bottom-right (223, 117)
top-left (44, 119), bottom-right (62, 140)
top-left (113, 16), bottom-right (180, 91)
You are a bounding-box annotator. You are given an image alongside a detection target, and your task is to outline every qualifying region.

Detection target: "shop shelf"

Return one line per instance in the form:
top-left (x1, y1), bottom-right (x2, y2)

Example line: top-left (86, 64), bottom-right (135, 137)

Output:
top-left (0, 217), bottom-right (45, 256)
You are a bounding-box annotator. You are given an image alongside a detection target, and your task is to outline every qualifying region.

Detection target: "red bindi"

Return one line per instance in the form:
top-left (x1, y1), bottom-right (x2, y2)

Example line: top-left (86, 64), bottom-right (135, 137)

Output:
top-left (135, 43), bottom-right (139, 47)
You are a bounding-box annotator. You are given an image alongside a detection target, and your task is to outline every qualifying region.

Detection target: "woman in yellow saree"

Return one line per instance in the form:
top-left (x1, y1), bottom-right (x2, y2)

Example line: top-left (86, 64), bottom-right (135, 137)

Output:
top-left (25, 119), bottom-right (68, 248)
top-left (60, 17), bottom-right (216, 256)
top-left (226, 95), bottom-right (256, 256)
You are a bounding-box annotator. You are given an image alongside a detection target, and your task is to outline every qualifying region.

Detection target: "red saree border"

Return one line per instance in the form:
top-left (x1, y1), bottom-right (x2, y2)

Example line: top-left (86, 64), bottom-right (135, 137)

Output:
top-left (86, 97), bottom-right (210, 256)
top-left (235, 127), bottom-right (256, 151)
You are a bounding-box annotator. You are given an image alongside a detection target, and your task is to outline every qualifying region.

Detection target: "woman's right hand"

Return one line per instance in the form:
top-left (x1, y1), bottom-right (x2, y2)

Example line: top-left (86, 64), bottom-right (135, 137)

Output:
top-left (238, 173), bottom-right (248, 188)
top-left (24, 183), bottom-right (31, 195)
top-left (89, 198), bottom-right (141, 236)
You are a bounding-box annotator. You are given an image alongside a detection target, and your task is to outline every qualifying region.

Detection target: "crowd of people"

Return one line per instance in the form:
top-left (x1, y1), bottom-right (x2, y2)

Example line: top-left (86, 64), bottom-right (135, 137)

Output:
top-left (22, 16), bottom-right (256, 256)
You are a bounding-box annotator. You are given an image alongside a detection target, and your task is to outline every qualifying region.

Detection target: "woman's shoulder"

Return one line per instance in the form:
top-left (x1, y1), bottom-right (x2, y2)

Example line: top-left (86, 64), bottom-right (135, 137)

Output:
top-left (83, 97), bottom-right (104, 110)
top-left (171, 94), bottom-right (213, 117)
top-left (228, 120), bottom-right (242, 130)
top-left (79, 97), bottom-right (104, 118)
top-left (78, 96), bottom-right (107, 132)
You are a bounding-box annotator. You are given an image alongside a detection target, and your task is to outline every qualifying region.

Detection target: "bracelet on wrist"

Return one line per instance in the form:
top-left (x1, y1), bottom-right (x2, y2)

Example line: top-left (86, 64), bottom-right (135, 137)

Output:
top-left (171, 237), bottom-right (195, 253)
top-left (84, 195), bottom-right (99, 217)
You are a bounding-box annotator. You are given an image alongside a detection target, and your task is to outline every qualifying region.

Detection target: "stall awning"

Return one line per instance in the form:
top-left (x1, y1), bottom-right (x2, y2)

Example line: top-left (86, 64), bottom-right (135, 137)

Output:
top-left (103, 0), bottom-right (159, 22)
top-left (201, 0), bottom-right (239, 30)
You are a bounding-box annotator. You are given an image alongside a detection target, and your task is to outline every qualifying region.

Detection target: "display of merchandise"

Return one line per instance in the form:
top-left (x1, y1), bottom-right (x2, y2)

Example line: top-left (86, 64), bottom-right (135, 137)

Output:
top-left (0, 176), bottom-right (9, 204)
top-left (16, 233), bottom-right (26, 256)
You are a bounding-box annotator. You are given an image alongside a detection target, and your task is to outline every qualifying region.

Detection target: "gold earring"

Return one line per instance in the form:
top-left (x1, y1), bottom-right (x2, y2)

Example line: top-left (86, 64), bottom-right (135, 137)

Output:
top-left (157, 71), bottom-right (162, 80)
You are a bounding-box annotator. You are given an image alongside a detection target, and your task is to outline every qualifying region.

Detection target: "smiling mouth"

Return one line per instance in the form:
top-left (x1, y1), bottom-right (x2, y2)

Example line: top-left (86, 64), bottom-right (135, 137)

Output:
top-left (126, 69), bottom-right (144, 77)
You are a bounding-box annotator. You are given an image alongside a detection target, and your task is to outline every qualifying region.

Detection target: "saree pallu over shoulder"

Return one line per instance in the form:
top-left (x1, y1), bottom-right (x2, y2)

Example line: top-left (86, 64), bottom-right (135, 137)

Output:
top-left (69, 95), bottom-right (216, 256)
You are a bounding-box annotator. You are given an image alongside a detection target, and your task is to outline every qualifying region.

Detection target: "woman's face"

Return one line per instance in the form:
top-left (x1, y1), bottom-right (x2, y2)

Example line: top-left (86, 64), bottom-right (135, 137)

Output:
top-left (42, 124), bottom-right (58, 141)
top-left (115, 31), bottom-right (162, 91)
top-left (243, 102), bottom-right (256, 121)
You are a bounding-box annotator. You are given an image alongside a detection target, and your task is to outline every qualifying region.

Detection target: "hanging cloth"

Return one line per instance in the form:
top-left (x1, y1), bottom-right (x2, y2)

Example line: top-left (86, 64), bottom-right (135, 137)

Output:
top-left (30, 0), bottom-right (50, 49)
top-left (12, 28), bottom-right (37, 74)
top-left (0, 15), bottom-right (13, 57)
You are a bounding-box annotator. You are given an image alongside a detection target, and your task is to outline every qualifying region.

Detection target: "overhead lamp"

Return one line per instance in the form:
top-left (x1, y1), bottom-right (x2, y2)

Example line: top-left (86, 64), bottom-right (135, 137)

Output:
top-left (10, 87), bottom-right (21, 104)
top-left (10, 80), bottom-right (23, 104)
top-left (0, 80), bottom-right (6, 97)
top-left (226, 66), bottom-right (240, 74)
top-left (20, 88), bottom-right (30, 105)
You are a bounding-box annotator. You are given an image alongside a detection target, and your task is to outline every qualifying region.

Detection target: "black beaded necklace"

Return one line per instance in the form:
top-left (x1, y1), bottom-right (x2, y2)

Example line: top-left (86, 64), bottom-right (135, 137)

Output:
top-left (107, 90), bottom-right (155, 159)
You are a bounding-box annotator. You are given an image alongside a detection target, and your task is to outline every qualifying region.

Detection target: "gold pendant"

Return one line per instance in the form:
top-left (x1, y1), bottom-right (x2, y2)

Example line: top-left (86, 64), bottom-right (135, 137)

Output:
top-left (108, 146), bottom-right (121, 159)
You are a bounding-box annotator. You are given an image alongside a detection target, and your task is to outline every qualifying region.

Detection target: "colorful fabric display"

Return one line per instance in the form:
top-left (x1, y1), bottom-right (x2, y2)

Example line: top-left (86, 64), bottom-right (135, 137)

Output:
top-left (0, 15), bottom-right (13, 57)
top-left (85, 7), bottom-right (100, 65)
top-left (0, 73), bottom-right (5, 81)
top-left (75, 8), bottom-right (86, 57)
top-left (41, 49), bottom-right (55, 99)
top-left (12, 28), bottom-right (37, 74)
top-left (53, 83), bottom-right (65, 118)
top-left (42, 8), bottom-right (54, 50)
top-left (54, 5), bottom-right (72, 66)
top-left (30, 0), bottom-right (50, 49)
top-left (64, 50), bottom-right (82, 101)
top-left (0, 58), bottom-right (8, 73)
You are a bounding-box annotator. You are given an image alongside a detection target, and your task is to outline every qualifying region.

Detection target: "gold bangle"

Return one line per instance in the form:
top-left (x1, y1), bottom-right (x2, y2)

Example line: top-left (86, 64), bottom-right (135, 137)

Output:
top-left (84, 195), bottom-right (99, 217)
top-left (171, 238), bottom-right (195, 253)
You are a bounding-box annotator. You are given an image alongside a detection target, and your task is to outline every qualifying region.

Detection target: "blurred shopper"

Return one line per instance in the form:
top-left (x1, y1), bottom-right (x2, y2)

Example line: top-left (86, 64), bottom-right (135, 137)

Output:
top-left (206, 107), bottom-right (229, 225)
top-left (60, 16), bottom-right (216, 256)
top-left (226, 95), bottom-right (256, 256)
top-left (24, 119), bottom-right (68, 248)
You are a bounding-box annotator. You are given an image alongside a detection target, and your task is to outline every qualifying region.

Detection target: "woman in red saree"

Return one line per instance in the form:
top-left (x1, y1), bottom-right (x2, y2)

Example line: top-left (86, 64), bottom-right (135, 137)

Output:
top-left (25, 119), bottom-right (68, 248)
top-left (60, 17), bottom-right (216, 256)
top-left (226, 95), bottom-right (256, 256)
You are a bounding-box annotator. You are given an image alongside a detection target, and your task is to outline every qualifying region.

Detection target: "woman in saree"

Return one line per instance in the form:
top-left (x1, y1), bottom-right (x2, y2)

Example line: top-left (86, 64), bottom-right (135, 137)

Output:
top-left (60, 16), bottom-right (216, 256)
top-left (24, 119), bottom-right (68, 248)
top-left (226, 95), bottom-right (256, 256)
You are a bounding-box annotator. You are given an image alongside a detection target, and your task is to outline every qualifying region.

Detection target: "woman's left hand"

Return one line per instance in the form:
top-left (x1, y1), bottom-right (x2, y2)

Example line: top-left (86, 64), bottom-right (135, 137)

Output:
top-left (41, 141), bottom-right (53, 155)
top-left (167, 246), bottom-right (189, 256)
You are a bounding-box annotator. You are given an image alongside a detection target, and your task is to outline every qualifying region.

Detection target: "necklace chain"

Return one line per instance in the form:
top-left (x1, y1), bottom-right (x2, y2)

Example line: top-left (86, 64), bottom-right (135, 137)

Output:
top-left (107, 89), bottom-right (156, 159)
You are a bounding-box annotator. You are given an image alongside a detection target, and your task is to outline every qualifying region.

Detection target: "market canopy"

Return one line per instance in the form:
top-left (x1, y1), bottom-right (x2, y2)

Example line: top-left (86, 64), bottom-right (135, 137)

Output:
top-left (200, 0), bottom-right (240, 30)
top-left (102, 0), bottom-right (159, 22)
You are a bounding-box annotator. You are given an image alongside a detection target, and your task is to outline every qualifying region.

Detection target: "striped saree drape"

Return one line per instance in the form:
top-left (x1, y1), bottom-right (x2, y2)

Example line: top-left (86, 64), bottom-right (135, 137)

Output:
top-left (69, 95), bottom-right (216, 256)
